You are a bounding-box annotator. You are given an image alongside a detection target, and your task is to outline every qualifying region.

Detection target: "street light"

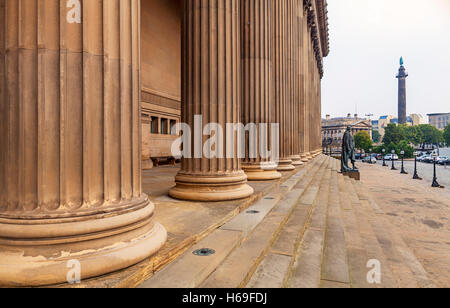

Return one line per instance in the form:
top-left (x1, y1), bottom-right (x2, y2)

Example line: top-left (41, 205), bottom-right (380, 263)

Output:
top-left (400, 151), bottom-right (408, 174)
top-left (382, 149), bottom-right (387, 167)
top-left (369, 148), bottom-right (373, 164)
top-left (432, 153), bottom-right (444, 188)
top-left (413, 152), bottom-right (422, 180)
top-left (391, 150), bottom-right (397, 170)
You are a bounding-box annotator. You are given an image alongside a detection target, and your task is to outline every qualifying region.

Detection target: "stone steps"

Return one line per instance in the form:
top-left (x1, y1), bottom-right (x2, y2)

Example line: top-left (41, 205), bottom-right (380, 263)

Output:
top-left (247, 157), bottom-right (334, 288)
top-left (200, 156), bottom-right (331, 288)
top-left (283, 159), bottom-right (333, 288)
top-left (139, 156), bottom-right (436, 289)
top-left (246, 157), bottom-right (435, 289)
top-left (138, 155), bottom-right (329, 288)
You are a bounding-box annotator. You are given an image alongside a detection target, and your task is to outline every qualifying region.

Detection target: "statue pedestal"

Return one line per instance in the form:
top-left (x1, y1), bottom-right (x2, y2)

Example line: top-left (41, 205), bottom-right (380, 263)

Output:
top-left (342, 171), bottom-right (361, 181)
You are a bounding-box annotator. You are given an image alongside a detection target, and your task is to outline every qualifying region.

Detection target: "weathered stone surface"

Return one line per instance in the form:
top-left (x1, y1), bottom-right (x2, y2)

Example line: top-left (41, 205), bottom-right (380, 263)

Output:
top-left (139, 229), bottom-right (242, 288)
top-left (246, 254), bottom-right (292, 288)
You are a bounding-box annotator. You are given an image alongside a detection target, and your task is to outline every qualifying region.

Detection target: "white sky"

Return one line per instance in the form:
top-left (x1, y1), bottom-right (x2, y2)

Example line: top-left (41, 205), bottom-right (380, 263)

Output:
top-left (321, 0), bottom-right (450, 122)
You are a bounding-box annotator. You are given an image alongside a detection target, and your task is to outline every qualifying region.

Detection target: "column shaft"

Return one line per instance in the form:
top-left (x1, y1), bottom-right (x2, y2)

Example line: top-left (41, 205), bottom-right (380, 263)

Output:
top-left (241, 0), bottom-right (281, 180)
top-left (287, 0), bottom-right (302, 166)
top-left (169, 0), bottom-right (254, 201)
top-left (0, 0), bottom-right (166, 286)
top-left (273, 0), bottom-right (294, 171)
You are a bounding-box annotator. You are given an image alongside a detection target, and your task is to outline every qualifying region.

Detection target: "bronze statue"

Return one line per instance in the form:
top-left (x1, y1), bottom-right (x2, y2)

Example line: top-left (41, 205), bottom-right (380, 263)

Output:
top-left (341, 126), bottom-right (358, 172)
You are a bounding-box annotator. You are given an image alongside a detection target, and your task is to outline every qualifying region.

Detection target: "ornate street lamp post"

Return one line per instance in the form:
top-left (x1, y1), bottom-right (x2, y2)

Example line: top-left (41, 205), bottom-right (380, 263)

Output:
top-left (400, 151), bottom-right (408, 174)
top-left (413, 152), bottom-right (422, 180)
top-left (432, 153), bottom-right (444, 188)
top-left (382, 149), bottom-right (387, 167)
top-left (391, 150), bottom-right (397, 170)
top-left (369, 148), bottom-right (373, 164)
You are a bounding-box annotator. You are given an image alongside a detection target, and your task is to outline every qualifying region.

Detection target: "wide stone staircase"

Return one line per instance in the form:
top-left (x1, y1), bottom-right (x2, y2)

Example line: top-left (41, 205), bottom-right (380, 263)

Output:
top-left (139, 155), bottom-right (436, 288)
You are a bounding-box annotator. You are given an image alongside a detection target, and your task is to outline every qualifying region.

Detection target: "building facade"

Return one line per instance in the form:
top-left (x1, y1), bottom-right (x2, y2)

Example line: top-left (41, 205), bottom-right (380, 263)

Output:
top-left (0, 0), bottom-right (329, 286)
top-left (322, 114), bottom-right (372, 154)
top-left (428, 113), bottom-right (450, 130)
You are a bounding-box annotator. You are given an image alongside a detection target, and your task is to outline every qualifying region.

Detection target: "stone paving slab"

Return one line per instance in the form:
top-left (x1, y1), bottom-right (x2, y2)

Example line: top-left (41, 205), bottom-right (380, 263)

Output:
top-left (139, 229), bottom-right (242, 288)
top-left (246, 253), bottom-right (292, 288)
top-left (358, 163), bottom-right (449, 287)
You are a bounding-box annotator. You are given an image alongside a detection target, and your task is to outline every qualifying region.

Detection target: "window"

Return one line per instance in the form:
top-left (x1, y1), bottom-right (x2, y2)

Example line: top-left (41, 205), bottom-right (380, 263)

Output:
top-left (161, 118), bottom-right (169, 135)
top-left (170, 120), bottom-right (177, 135)
top-left (151, 117), bottom-right (159, 134)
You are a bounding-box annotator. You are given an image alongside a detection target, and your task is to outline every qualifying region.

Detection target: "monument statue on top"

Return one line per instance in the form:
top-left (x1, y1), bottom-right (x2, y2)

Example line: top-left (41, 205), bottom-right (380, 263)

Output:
top-left (341, 126), bottom-right (358, 173)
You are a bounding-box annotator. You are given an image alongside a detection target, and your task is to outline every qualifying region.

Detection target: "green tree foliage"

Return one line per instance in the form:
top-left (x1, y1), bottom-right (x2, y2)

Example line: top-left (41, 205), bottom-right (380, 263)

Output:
top-left (354, 131), bottom-right (373, 152)
top-left (442, 124), bottom-right (450, 146)
top-left (382, 124), bottom-right (406, 145)
top-left (397, 140), bottom-right (415, 158)
top-left (404, 126), bottom-right (424, 146)
top-left (416, 124), bottom-right (444, 147)
top-left (372, 130), bottom-right (382, 143)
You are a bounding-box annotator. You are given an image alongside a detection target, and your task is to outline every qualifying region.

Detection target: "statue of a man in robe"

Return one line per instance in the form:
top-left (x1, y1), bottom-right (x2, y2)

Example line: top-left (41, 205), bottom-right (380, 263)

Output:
top-left (341, 126), bottom-right (358, 172)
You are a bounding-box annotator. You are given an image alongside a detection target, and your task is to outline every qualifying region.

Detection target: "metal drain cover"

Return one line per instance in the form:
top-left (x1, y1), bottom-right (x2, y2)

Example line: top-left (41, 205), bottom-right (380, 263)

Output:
top-left (193, 248), bottom-right (216, 257)
top-left (264, 197), bottom-right (275, 200)
top-left (247, 210), bottom-right (260, 214)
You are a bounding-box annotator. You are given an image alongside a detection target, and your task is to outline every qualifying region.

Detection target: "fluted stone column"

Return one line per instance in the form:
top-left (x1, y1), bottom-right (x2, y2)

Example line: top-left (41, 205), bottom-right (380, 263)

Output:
top-left (287, 0), bottom-right (302, 167)
top-left (273, 0), bottom-right (295, 171)
top-left (169, 0), bottom-right (254, 201)
top-left (241, 0), bottom-right (281, 181)
top-left (299, 3), bottom-right (308, 163)
top-left (304, 10), bottom-right (313, 161)
top-left (0, 0), bottom-right (166, 287)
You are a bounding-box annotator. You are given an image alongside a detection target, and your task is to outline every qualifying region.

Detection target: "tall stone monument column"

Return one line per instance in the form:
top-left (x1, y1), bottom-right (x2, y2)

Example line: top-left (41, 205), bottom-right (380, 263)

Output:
top-left (397, 57), bottom-right (408, 125)
top-left (273, 0), bottom-right (295, 171)
top-left (169, 0), bottom-right (254, 201)
top-left (241, 0), bottom-right (282, 181)
top-left (0, 0), bottom-right (166, 286)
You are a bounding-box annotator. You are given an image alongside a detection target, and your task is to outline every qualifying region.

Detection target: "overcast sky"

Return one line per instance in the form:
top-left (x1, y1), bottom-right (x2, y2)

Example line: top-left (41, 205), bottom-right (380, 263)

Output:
top-left (321, 0), bottom-right (450, 122)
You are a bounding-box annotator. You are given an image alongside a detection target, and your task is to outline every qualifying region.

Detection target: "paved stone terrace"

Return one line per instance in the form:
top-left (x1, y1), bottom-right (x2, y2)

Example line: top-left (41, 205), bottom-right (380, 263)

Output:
top-left (358, 163), bottom-right (450, 287)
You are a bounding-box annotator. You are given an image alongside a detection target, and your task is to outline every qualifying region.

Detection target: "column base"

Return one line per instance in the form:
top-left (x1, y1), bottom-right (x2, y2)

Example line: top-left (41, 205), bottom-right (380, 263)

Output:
top-left (277, 159), bottom-right (296, 172)
top-left (169, 171), bottom-right (254, 202)
top-left (300, 153), bottom-right (309, 162)
top-left (242, 162), bottom-right (282, 181)
top-left (0, 196), bottom-right (167, 287)
top-left (289, 155), bottom-right (304, 166)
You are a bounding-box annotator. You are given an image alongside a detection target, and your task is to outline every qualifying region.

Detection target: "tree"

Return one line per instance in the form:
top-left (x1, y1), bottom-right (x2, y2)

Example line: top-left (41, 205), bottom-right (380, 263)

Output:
top-left (372, 130), bottom-right (382, 143)
top-left (404, 126), bottom-right (424, 146)
top-left (444, 124), bottom-right (450, 146)
top-left (417, 124), bottom-right (444, 148)
top-left (397, 140), bottom-right (414, 158)
top-left (382, 124), bottom-right (406, 145)
top-left (354, 131), bottom-right (373, 152)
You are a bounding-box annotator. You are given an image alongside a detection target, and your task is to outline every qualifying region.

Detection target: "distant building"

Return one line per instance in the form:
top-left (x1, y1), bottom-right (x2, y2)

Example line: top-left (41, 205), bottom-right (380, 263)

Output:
top-left (372, 114), bottom-right (424, 138)
top-left (428, 113), bottom-right (450, 130)
top-left (322, 114), bottom-right (373, 154)
top-left (410, 114), bottom-right (425, 126)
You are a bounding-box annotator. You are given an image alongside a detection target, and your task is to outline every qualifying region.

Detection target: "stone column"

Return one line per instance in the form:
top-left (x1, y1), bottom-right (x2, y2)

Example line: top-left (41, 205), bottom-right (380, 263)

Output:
top-left (241, 0), bottom-right (281, 181)
top-left (273, 0), bottom-right (295, 171)
top-left (169, 0), bottom-right (254, 201)
top-left (287, 0), bottom-right (302, 166)
top-left (304, 10), bottom-right (313, 161)
top-left (0, 0), bottom-right (166, 287)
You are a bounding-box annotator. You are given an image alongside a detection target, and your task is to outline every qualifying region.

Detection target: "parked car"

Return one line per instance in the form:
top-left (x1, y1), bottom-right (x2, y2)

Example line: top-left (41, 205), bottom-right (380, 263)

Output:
top-left (384, 154), bottom-right (399, 161)
top-left (363, 156), bottom-right (377, 164)
top-left (376, 154), bottom-right (384, 160)
top-left (422, 156), bottom-right (435, 163)
top-left (437, 157), bottom-right (450, 165)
